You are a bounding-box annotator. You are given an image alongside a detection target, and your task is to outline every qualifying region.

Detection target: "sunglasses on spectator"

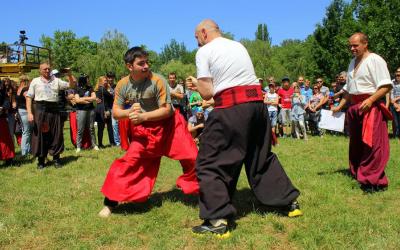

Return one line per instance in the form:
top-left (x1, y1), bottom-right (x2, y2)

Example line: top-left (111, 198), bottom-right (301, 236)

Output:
top-left (316, 80), bottom-right (322, 83)
top-left (396, 74), bottom-right (400, 77)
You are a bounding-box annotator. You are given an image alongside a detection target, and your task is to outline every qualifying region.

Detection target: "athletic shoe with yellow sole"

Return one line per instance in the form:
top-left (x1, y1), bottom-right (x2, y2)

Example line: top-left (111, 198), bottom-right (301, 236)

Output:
top-left (288, 201), bottom-right (303, 217)
top-left (192, 220), bottom-right (231, 239)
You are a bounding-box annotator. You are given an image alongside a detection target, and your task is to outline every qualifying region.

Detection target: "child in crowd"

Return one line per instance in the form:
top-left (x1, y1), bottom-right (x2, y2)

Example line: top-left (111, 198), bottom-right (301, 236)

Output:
top-left (291, 86), bottom-right (307, 140)
top-left (264, 83), bottom-right (279, 135)
top-left (189, 90), bottom-right (203, 113)
top-left (307, 85), bottom-right (325, 136)
top-left (187, 107), bottom-right (206, 145)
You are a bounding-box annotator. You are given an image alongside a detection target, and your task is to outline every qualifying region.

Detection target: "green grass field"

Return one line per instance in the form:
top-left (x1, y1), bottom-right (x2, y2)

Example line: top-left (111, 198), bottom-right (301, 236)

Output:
top-left (1, 127), bottom-right (399, 249)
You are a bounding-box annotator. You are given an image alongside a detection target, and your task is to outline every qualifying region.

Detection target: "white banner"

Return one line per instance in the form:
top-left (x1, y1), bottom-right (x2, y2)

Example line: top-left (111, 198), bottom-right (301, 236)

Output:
top-left (318, 109), bottom-right (345, 132)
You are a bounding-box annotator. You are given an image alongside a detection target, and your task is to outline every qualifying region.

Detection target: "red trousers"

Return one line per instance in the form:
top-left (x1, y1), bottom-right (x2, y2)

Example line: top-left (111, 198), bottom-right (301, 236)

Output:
top-left (69, 112), bottom-right (92, 149)
top-left (101, 111), bottom-right (199, 202)
top-left (118, 119), bottom-right (132, 151)
top-left (0, 118), bottom-right (15, 160)
top-left (347, 102), bottom-right (389, 186)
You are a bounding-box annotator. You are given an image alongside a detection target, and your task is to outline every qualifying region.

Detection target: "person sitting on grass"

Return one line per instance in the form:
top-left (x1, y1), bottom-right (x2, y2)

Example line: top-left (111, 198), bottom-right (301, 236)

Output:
top-left (187, 107), bottom-right (206, 145)
top-left (189, 90), bottom-right (203, 114)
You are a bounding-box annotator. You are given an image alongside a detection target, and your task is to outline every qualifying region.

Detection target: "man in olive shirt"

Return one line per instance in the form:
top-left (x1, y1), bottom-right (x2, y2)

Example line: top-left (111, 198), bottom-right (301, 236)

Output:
top-left (99, 47), bottom-right (199, 218)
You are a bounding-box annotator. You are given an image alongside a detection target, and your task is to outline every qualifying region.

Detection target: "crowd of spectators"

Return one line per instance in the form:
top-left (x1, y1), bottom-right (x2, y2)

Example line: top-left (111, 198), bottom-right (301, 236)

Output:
top-left (261, 69), bottom-right (400, 141)
top-left (1, 66), bottom-right (399, 167)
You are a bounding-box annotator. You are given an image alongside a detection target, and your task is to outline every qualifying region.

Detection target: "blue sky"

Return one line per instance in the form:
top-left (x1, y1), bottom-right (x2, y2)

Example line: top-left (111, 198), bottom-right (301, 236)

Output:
top-left (3, 0), bottom-right (332, 52)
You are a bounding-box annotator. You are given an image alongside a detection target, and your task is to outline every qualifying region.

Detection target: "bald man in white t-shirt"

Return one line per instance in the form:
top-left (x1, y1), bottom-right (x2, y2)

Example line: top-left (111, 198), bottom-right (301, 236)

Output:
top-left (188, 19), bottom-right (302, 237)
top-left (332, 32), bottom-right (393, 193)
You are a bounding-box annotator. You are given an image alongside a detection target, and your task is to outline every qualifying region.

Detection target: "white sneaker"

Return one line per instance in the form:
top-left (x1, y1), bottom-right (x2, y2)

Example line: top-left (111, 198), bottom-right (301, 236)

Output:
top-left (76, 148), bottom-right (81, 153)
top-left (93, 146), bottom-right (99, 151)
top-left (98, 206), bottom-right (112, 218)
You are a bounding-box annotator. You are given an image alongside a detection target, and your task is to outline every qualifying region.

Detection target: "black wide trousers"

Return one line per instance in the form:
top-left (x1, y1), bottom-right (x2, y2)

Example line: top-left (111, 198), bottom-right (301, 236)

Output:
top-left (31, 102), bottom-right (64, 158)
top-left (196, 101), bottom-right (300, 220)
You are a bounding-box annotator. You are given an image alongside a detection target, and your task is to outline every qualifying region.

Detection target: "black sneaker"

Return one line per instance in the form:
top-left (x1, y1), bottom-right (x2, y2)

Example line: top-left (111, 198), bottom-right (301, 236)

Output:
top-left (5, 159), bottom-right (14, 167)
top-left (361, 184), bottom-right (387, 193)
top-left (192, 220), bottom-right (230, 238)
top-left (288, 201), bottom-right (303, 217)
top-left (37, 157), bottom-right (46, 170)
top-left (54, 159), bottom-right (63, 168)
top-left (37, 163), bottom-right (45, 170)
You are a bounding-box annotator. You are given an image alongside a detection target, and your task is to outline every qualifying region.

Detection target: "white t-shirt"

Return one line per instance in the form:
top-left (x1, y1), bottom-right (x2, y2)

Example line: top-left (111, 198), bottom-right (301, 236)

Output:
top-left (196, 37), bottom-right (259, 95)
top-left (27, 76), bottom-right (70, 102)
top-left (343, 53), bottom-right (392, 95)
top-left (266, 93), bottom-right (278, 112)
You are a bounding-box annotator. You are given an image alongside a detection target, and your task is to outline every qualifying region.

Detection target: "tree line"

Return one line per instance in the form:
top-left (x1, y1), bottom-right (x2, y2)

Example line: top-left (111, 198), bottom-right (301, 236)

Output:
top-left (28, 0), bottom-right (399, 86)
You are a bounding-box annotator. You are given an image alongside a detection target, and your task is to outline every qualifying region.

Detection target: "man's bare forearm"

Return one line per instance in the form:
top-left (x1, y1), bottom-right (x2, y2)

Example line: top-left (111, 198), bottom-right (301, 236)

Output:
top-left (333, 93), bottom-right (349, 112)
top-left (369, 85), bottom-right (392, 103)
top-left (196, 78), bottom-right (214, 100)
top-left (112, 105), bottom-right (131, 120)
top-left (140, 105), bottom-right (173, 122)
top-left (26, 97), bottom-right (33, 114)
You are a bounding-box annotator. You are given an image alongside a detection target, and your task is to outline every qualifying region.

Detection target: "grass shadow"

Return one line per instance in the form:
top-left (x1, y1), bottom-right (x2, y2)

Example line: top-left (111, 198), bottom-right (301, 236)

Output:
top-left (0, 161), bottom-right (12, 169)
top-left (317, 167), bottom-right (354, 179)
top-left (113, 188), bottom-right (293, 218)
top-left (233, 188), bottom-right (289, 219)
top-left (61, 155), bottom-right (80, 164)
top-left (112, 188), bottom-right (198, 215)
top-left (333, 168), bottom-right (354, 177)
top-left (16, 157), bottom-right (35, 165)
top-left (0, 156), bottom-right (34, 168)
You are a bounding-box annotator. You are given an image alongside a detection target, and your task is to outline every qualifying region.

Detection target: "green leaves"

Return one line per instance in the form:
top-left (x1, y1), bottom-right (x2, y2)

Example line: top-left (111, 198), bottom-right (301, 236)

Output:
top-left (311, 0), bottom-right (400, 81)
top-left (40, 30), bottom-right (129, 83)
top-left (160, 60), bottom-right (196, 80)
top-left (36, 1), bottom-right (400, 85)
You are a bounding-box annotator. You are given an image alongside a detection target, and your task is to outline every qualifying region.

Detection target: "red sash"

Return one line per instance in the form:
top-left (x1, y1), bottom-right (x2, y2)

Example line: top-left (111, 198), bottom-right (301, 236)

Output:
top-left (350, 94), bottom-right (393, 147)
top-left (214, 85), bottom-right (263, 109)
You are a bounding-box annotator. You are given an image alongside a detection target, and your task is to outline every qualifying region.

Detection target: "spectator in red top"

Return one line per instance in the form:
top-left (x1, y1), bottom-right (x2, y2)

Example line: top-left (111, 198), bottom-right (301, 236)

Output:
top-left (277, 77), bottom-right (294, 137)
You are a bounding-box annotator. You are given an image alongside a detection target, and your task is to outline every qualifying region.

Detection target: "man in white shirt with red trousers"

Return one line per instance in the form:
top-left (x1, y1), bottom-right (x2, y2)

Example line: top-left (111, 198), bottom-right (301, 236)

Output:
top-left (332, 32), bottom-right (393, 193)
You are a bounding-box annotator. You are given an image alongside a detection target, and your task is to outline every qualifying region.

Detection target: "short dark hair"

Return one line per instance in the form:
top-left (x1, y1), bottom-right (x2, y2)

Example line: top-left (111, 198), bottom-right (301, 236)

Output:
top-left (78, 74), bottom-right (88, 87)
top-left (124, 47), bottom-right (149, 64)
top-left (168, 72), bottom-right (176, 77)
top-left (106, 71), bottom-right (115, 78)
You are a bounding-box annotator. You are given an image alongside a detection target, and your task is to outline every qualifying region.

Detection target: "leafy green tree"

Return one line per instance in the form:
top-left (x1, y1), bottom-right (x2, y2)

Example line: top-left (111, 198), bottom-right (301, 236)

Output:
top-left (222, 31), bottom-right (235, 40)
top-left (147, 49), bottom-right (162, 73)
top-left (353, 0), bottom-right (400, 72)
top-left (241, 39), bottom-right (272, 80)
top-left (40, 30), bottom-right (97, 71)
top-left (312, 0), bottom-right (358, 81)
top-left (159, 60), bottom-right (196, 81)
top-left (76, 30), bottom-right (129, 82)
top-left (255, 23), bottom-right (271, 44)
top-left (271, 39), bottom-right (318, 82)
top-left (159, 39), bottom-right (191, 65)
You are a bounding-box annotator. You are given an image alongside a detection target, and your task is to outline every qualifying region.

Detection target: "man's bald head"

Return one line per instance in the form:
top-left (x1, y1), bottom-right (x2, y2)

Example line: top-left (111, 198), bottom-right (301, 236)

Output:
top-left (196, 19), bottom-right (220, 33)
top-left (194, 19), bottom-right (222, 47)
